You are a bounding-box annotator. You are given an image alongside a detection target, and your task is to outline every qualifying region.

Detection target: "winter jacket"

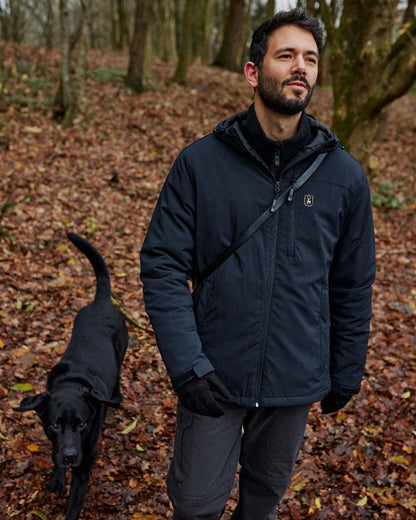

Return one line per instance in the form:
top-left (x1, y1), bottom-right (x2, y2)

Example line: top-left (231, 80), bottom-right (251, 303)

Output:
top-left (140, 108), bottom-right (376, 407)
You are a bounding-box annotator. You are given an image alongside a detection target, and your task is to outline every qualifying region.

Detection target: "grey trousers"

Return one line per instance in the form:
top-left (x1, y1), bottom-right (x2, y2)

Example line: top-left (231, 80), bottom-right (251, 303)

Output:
top-left (168, 401), bottom-right (310, 520)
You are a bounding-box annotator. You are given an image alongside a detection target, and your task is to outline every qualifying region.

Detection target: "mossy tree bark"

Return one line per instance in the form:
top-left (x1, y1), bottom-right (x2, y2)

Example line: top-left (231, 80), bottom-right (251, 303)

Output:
top-left (200, 0), bottom-right (214, 64)
top-left (214, 0), bottom-right (249, 71)
top-left (110, 0), bottom-right (130, 51)
top-left (172, 0), bottom-right (193, 85)
top-left (126, 0), bottom-right (154, 92)
top-left (53, 0), bottom-right (89, 127)
top-left (157, 0), bottom-right (177, 63)
top-left (266, 0), bottom-right (276, 18)
top-left (318, 0), bottom-right (416, 175)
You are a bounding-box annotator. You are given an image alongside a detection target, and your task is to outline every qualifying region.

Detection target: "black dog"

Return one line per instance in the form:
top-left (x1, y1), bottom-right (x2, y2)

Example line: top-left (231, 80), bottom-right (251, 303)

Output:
top-left (15, 232), bottom-right (129, 520)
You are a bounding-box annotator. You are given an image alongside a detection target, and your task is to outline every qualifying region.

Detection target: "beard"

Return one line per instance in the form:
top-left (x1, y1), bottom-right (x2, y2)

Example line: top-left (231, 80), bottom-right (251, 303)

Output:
top-left (257, 67), bottom-right (315, 115)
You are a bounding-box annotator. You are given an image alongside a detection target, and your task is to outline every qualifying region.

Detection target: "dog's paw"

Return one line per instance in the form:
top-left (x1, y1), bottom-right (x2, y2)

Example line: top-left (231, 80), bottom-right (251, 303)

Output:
top-left (48, 475), bottom-right (66, 497)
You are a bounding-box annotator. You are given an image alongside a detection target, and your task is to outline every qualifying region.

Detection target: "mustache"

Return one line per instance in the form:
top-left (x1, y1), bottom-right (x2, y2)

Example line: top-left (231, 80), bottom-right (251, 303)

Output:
top-left (282, 75), bottom-right (311, 91)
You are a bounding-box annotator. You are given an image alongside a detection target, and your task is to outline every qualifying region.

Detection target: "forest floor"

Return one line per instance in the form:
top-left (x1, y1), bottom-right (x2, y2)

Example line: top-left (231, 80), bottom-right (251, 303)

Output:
top-left (0, 43), bottom-right (415, 520)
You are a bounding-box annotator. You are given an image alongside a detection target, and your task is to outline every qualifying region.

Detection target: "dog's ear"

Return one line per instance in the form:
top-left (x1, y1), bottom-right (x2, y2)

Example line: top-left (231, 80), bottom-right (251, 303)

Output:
top-left (13, 392), bottom-right (51, 414)
top-left (84, 389), bottom-right (121, 408)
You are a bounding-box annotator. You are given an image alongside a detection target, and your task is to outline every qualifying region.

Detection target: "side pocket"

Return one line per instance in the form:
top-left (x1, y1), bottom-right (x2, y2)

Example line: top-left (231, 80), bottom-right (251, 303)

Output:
top-left (193, 269), bottom-right (218, 328)
top-left (319, 288), bottom-right (330, 374)
top-left (171, 403), bottom-right (194, 483)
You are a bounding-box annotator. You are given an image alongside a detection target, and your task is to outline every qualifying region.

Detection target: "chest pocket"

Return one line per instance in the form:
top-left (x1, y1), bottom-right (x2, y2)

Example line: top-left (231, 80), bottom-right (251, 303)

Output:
top-left (285, 181), bottom-right (345, 262)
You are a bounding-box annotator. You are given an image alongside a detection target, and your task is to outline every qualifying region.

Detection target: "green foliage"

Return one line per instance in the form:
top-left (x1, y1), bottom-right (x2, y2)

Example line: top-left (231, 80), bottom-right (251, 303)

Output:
top-left (11, 383), bottom-right (34, 393)
top-left (87, 67), bottom-right (125, 83)
top-left (28, 511), bottom-right (48, 520)
top-left (26, 76), bottom-right (55, 94)
top-left (0, 202), bottom-right (16, 243)
top-left (371, 181), bottom-right (408, 210)
top-left (0, 59), bottom-right (54, 113)
top-left (87, 216), bottom-right (98, 234)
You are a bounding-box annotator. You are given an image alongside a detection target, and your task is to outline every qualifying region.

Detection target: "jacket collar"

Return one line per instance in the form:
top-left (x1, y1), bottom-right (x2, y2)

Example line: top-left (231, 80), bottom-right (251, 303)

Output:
top-left (240, 104), bottom-right (311, 169)
top-left (214, 105), bottom-right (339, 173)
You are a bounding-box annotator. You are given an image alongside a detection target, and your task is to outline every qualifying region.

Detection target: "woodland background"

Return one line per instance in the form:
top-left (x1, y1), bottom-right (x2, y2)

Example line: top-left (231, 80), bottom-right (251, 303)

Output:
top-left (0, 0), bottom-right (415, 519)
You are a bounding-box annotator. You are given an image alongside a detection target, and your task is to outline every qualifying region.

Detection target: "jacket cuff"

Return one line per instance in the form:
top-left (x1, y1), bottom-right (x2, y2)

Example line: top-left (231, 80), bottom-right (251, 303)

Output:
top-left (331, 383), bottom-right (361, 395)
top-left (172, 358), bottom-right (215, 390)
top-left (193, 357), bottom-right (215, 378)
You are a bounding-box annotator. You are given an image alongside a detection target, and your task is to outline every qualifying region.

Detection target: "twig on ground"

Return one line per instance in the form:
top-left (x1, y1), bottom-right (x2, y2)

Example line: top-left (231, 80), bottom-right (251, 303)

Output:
top-left (111, 293), bottom-right (152, 332)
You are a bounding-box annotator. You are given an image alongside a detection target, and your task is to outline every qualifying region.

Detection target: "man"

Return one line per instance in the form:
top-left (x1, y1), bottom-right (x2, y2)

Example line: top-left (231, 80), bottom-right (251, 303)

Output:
top-left (140, 8), bottom-right (376, 520)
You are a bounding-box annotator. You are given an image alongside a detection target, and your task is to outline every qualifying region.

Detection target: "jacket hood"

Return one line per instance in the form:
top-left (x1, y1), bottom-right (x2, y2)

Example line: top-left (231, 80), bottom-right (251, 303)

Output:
top-left (213, 108), bottom-right (340, 171)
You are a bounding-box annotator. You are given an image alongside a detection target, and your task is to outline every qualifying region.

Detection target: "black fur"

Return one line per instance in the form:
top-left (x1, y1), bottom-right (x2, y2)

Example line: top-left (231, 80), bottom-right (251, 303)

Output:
top-left (15, 233), bottom-right (129, 520)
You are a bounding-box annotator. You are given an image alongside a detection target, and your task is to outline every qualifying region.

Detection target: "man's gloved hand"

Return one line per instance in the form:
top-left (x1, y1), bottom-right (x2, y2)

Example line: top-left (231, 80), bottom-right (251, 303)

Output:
top-left (321, 390), bottom-right (353, 414)
top-left (176, 372), bottom-right (231, 417)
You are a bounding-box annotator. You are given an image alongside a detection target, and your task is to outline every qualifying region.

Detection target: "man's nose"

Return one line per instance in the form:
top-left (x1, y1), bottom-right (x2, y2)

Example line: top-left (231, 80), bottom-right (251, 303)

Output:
top-left (291, 56), bottom-right (306, 75)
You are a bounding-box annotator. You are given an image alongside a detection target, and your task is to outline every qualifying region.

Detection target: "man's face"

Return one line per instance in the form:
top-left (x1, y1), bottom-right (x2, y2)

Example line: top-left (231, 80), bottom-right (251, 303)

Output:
top-left (256, 24), bottom-right (319, 115)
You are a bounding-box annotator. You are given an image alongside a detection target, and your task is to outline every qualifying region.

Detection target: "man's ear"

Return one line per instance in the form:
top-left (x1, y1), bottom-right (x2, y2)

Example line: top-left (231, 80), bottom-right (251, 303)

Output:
top-left (244, 61), bottom-right (258, 89)
top-left (14, 392), bottom-right (51, 414)
top-left (84, 389), bottom-right (121, 408)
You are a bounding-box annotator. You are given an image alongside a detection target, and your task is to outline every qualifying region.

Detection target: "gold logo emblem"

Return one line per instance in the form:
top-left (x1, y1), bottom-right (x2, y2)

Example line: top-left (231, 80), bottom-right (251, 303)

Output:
top-left (304, 194), bottom-right (314, 207)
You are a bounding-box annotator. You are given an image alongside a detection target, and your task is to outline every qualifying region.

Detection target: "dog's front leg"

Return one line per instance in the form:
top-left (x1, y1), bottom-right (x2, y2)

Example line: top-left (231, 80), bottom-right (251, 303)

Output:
top-left (65, 457), bottom-right (94, 520)
top-left (48, 464), bottom-right (66, 497)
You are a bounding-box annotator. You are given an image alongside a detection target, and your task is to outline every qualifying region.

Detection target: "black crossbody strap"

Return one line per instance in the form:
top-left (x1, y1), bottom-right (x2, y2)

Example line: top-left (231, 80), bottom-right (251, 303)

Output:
top-left (194, 152), bottom-right (328, 289)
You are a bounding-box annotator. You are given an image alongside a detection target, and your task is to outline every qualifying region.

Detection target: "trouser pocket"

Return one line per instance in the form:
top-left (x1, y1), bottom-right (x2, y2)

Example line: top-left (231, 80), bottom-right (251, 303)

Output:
top-left (167, 402), bottom-right (244, 504)
top-left (171, 403), bottom-right (194, 484)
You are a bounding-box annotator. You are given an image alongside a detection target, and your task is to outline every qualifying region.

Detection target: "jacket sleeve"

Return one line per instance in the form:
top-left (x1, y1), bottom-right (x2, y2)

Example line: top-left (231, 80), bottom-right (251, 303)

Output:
top-left (328, 167), bottom-right (376, 394)
top-left (139, 151), bottom-right (214, 388)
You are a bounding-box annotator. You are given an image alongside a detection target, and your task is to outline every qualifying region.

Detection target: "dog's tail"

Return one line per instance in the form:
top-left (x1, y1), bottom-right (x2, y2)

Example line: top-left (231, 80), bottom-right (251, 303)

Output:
top-left (67, 233), bottom-right (111, 301)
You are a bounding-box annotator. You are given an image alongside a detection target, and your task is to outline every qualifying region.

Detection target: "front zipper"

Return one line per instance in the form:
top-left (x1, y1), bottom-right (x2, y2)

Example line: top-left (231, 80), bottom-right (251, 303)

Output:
top-left (288, 196), bottom-right (296, 258)
top-left (255, 150), bottom-right (281, 405)
top-left (288, 170), bottom-right (297, 259)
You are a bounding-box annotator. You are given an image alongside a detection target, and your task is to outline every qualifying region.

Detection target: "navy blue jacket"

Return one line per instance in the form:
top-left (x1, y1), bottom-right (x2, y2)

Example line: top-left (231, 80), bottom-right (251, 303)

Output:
top-left (140, 109), bottom-right (376, 407)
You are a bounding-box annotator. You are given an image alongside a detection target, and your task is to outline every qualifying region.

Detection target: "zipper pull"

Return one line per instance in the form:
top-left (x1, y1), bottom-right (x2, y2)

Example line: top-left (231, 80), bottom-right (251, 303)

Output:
top-left (287, 186), bottom-right (294, 202)
top-left (274, 180), bottom-right (280, 194)
top-left (274, 150), bottom-right (280, 168)
top-left (270, 179), bottom-right (281, 212)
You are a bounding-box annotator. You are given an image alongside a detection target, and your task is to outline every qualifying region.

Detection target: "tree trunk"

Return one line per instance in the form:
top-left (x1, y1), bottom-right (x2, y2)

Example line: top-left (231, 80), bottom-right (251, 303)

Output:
top-left (158, 0), bottom-right (177, 62)
top-left (237, 0), bottom-right (253, 68)
top-left (172, 0), bottom-right (193, 85)
top-left (200, 0), bottom-right (214, 64)
top-left (126, 0), bottom-right (154, 92)
top-left (53, 0), bottom-right (71, 121)
top-left (214, 0), bottom-right (247, 71)
top-left (318, 0), bottom-right (416, 175)
top-left (266, 0), bottom-right (275, 18)
top-left (53, 0), bottom-right (88, 127)
top-left (110, 0), bottom-right (117, 49)
top-left (404, 0), bottom-right (416, 23)
top-left (116, 0), bottom-right (129, 50)
top-left (28, 0), bottom-right (55, 48)
top-left (62, 1), bottom-right (89, 127)
top-left (5, 0), bottom-right (26, 42)
top-left (44, 0), bottom-right (54, 49)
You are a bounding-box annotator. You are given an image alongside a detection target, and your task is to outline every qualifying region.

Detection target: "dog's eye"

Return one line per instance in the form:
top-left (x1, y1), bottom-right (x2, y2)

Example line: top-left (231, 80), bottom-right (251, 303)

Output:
top-left (50, 422), bottom-right (59, 431)
top-left (78, 420), bottom-right (87, 430)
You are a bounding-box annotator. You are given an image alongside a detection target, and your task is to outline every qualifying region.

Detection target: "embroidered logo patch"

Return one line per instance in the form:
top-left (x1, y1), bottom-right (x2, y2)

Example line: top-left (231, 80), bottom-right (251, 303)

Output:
top-left (304, 194), bottom-right (314, 207)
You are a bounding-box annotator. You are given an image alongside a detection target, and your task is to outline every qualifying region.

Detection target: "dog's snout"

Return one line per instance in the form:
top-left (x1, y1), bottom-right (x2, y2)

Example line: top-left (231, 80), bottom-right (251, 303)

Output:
top-left (63, 448), bottom-right (78, 466)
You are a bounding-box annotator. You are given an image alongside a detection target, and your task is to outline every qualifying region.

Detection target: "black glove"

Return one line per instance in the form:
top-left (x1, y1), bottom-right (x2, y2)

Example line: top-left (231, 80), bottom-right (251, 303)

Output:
top-left (321, 391), bottom-right (353, 414)
top-left (176, 372), bottom-right (231, 417)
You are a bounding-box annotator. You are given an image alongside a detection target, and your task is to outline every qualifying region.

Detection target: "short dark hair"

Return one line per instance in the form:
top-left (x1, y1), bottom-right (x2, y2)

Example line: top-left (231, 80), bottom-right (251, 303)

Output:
top-left (249, 8), bottom-right (325, 66)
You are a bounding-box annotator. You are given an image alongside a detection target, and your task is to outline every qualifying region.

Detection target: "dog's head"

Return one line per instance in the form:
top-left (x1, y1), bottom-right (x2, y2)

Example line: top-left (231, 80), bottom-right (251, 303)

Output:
top-left (14, 388), bottom-right (118, 468)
